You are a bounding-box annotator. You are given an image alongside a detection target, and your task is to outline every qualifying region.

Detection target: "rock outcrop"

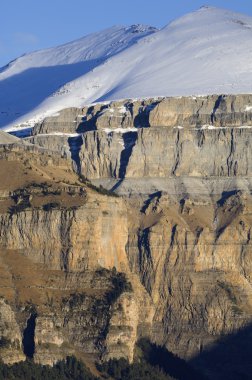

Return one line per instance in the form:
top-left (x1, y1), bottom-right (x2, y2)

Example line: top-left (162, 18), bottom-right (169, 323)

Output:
top-left (32, 94), bottom-right (252, 135)
top-left (2, 94), bottom-right (252, 379)
top-left (0, 299), bottom-right (26, 364)
top-left (0, 148), bottom-right (153, 369)
top-left (28, 94), bottom-right (252, 184)
top-left (0, 195), bottom-right (128, 271)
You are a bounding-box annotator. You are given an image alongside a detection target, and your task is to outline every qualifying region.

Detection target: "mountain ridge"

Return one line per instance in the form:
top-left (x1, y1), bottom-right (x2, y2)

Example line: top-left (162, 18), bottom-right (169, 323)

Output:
top-left (2, 6), bottom-right (252, 130)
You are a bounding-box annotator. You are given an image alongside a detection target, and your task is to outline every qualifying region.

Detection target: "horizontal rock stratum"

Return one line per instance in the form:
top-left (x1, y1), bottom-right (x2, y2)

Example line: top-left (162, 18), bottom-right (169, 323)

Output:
top-left (29, 94), bottom-right (252, 187)
top-left (1, 94), bottom-right (252, 379)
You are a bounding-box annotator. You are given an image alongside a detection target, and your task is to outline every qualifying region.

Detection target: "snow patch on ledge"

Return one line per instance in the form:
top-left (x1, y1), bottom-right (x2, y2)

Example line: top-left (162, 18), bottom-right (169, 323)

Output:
top-left (197, 125), bottom-right (252, 130)
top-left (118, 106), bottom-right (127, 114)
top-left (201, 125), bottom-right (217, 130)
top-left (245, 106), bottom-right (252, 112)
top-left (34, 132), bottom-right (81, 137)
top-left (104, 127), bottom-right (138, 134)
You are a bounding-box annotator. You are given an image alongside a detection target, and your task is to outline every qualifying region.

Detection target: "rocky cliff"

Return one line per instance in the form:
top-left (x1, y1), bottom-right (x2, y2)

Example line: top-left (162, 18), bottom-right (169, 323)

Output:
top-left (29, 94), bottom-right (252, 183)
top-left (1, 95), bottom-right (252, 379)
top-left (0, 144), bottom-right (153, 371)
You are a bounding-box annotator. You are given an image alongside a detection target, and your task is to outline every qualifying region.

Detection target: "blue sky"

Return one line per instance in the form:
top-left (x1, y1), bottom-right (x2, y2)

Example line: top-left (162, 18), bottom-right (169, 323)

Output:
top-left (0, 0), bottom-right (252, 67)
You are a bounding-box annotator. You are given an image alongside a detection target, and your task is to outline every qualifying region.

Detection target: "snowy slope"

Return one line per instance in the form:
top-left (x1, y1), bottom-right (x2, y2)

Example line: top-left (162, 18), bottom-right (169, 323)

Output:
top-left (0, 24), bottom-right (157, 129)
top-left (2, 6), bottom-right (252, 129)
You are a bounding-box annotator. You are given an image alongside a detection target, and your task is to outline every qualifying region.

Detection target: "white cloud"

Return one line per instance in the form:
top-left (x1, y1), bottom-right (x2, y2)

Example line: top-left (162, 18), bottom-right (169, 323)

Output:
top-left (13, 32), bottom-right (39, 45)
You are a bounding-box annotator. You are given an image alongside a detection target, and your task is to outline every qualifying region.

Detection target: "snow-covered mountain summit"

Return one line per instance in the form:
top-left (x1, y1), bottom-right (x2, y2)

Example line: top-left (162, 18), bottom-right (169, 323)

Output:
top-left (1, 6), bottom-right (252, 129)
top-left (1, 24), bottom-right (157, 76)
top-left (0, 24), bottom-right (157, 129)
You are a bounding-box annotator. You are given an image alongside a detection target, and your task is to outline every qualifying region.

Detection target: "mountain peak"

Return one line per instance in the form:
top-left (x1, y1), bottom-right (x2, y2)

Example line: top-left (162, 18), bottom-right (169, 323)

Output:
top-left (125, 24), bottom-right (158, 34)
top-left (2, 7), bottom-right (252, 130)
top-left (199, 5), bottom-right (214, 10)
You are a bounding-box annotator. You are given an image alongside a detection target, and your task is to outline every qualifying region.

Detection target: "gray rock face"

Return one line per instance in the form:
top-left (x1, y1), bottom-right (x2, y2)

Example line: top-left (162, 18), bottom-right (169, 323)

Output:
top-left (0, 299), bottom-right (25, 364)
top-left (0, 131), bottom-right (23, 145)
top-left (79, 130), bottom-right (136, 179)
top-left (75, 127), bottom-right (252, 182)
top-left (32, 98), bottom-right (158, 136)
top-left (32, 108), bottom-right (84, 135)
top-left (125, 127), bottom-right (252, 178)
top-left (33, 94), bottom-right (252, 135)
top-left (148, 94), bottom-right (252, 128)
top-left (5, 94), bottom-right (252, 379)
top-left (29, 94), bottom-right (252, 187)
top-left (27, 134), bottom-right (83, 172)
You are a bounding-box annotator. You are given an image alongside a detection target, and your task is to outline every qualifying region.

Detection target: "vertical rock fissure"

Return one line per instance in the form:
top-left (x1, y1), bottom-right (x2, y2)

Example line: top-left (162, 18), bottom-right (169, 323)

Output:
top-left (196, 129), bottom-right (205, 148)
top-left (137, 227), bottom-right (154, 294)
top-left (140, 191), bottom-right (162, 214)
top-left (22, 313), bottom-right (37, 359)
top-left (172, 130), bottom-right (182, 175)
top-left (118, 132), bottom-right (138, 178)
top-left (211, 95), bottom-right (224, 124)
top-left (111, 131), bottom-right (138, 191)
top-left (227, 129), bottom-right (235, 176)
top-left (170, 224), bottom-right (177, 248)
top-left (68, 135), bottom-right (83, 174)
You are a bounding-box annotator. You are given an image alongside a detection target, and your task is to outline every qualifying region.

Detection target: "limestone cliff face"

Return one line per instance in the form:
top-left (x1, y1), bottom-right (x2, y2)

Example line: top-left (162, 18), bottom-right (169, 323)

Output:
top-left (0, 299), bottom-right (25, 364)
top-left (32, 98), bottom-right (156, 136)
top-left (0, 153), bottom-right (153, 368)
top-left (102, 293), bottom-right (139, 363)
top-left (127, 192), bottom-right (252, 361)
top-left (125, 127), bottom-right (252, 178)
top-left (3, 94), bottom-right (252, 379)
top-left (79, 130), bottom-right (128, 179)
top-left (148, 95), bottom-right (252, 128)
top-left (30, 94), bottom-right (252, 182)
top-left (0, 194), bottom-right (129, 272)
top-left (32, 94), bottom-right (252, 137)
top-left (33, 108), bottom-right (84, 135)
top-left (78, 127), bottom-right (252, 180)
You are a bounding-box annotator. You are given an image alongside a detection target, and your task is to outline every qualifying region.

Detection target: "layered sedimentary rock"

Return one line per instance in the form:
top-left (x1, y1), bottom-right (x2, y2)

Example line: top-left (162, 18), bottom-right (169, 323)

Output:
top-left (79, 127), bottom-right (252, 182)
top-left (0, 148), bottom-right (153, 369)
top-left (29, 94), bottom-right (252, 183)
top-left (0, 195), bottom-right (128, 271)
top-left (127, 191), bottom-right (252, 368)
top-left (31, 94), bottom-right (252, 136)
top-left (2, 94), bottom-right (252, 379)
top-left (0, 299), bottom-right (26, 364)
